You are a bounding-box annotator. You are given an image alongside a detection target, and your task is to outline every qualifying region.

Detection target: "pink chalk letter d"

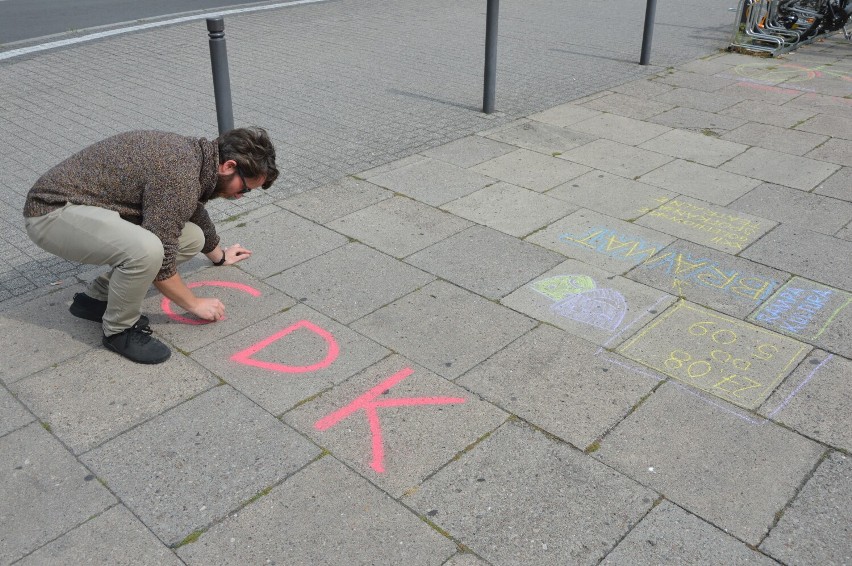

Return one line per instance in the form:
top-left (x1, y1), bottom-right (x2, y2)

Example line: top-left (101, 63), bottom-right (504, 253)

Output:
top-left (230, 320), bottom-right (340, 374)
top-left (314, 368), bottom-right (466, 473)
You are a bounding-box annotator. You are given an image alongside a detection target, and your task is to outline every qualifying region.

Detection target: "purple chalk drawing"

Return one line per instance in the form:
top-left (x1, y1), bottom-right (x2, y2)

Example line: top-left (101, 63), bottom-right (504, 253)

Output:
top-left (550, 287), bottom-right (628, 332)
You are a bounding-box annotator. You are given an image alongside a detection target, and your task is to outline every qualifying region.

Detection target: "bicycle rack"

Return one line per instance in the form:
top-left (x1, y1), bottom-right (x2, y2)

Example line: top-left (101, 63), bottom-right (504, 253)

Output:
top-left (729, 0), bottom-right (822, 55)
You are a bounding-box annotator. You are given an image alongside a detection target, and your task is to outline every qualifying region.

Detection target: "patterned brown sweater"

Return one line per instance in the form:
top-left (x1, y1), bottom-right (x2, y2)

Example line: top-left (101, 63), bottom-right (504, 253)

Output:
top-left (24, 131), bottom-right (221, 281)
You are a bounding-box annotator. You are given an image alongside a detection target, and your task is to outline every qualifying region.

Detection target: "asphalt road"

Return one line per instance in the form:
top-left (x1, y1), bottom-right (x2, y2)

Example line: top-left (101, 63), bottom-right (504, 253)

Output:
top-left (0, 0), bottom-right (272, 45)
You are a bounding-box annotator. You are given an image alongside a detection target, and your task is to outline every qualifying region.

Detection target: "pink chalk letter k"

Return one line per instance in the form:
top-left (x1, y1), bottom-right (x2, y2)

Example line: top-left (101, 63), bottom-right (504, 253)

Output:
top-left (314, 368), bottom-right (465, 473)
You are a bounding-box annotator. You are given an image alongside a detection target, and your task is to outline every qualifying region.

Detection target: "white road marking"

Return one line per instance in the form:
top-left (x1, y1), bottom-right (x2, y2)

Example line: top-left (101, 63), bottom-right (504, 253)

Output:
top-left (0, 0), bottom-right (331, 61)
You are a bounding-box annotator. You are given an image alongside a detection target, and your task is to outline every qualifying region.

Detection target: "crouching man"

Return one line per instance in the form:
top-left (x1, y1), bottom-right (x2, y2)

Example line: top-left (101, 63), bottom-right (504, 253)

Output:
top-left (23, 127), bottom-right (278, 364)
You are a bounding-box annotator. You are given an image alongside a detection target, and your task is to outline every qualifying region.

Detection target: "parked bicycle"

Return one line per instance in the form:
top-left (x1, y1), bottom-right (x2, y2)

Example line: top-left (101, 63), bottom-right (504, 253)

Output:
top-left (730, 0), bottom-right (851, 55)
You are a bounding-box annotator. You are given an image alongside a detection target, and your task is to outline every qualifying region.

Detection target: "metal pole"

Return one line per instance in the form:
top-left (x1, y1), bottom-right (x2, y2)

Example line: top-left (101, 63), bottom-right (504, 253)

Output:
top-left (639, 0), bottom-right (657, 65)
top-left (207, 17), bottom-right (234, 134)
top-left (483, 0), bottom-right (499, 114)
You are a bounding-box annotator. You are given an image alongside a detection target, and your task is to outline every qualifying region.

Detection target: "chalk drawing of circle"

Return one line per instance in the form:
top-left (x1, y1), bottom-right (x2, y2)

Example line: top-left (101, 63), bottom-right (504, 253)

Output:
top-left (530, 274), bottom-right (596, 301)
top-left (550, 288), bottom-right (627, 332)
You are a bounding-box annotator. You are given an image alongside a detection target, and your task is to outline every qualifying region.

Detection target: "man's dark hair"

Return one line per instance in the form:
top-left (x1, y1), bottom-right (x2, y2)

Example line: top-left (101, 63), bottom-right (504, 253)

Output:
top-left (217, 127), bottom-right (279, 189)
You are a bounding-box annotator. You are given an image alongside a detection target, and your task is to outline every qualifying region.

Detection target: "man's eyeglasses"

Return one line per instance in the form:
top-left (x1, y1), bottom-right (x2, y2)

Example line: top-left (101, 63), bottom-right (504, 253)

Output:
top-left (236, 166), bottom-right (252, 195)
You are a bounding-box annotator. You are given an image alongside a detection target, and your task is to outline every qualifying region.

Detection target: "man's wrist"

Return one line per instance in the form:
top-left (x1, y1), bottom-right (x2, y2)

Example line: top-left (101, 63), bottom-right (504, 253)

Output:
top-left (212, 248), bottom-right (226, 266)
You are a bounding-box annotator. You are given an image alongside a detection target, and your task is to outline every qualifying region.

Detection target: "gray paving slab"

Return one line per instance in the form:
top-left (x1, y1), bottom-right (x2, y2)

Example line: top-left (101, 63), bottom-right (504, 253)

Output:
top-left (441, 181), bottom-right (578, 238)
top-left (351, 280), bottom-right (536, 379)
top-left (404, 420), bottom-right (656, 566)
top-left (814, 166), bottom-right (852, 201)
top-left (0, 286), bottom-right (98, 384)
top-left (483, 120), bottom-right (598, 155)
top-left (177, 456), bottom-right (456, 566)
top-left (405, 226), bottom-right (564, 300)
top-left (580, 93), bottom-right (675, 120)
top-left (600, 501), bottom-right (779, 566)
top-left (760, 451), bottom-right (851, 566)
top-left (527, 103), bottom-right (603, 127)
top-left (327, 196), bottom-right (473, 258)
top-left (472, 148), bottom-right (592, 192)
top-left (638, 129), bottom-right (749, 167)
top-left (838, 224), bottom-right (852, 241)
top-left (360, 155), bottom-right (430, 179)
top-left (618, 301), bottom-right (810, 410)
top-left (717, 82), bottom-right (805, 105)
top-left (0, 424), bottom-right (115, 565)
top-left (796, 113), bottom-right (852, 140)
top-left (0, 386), bottom-right (33, 438)
top-left (565, 113), bottom-right (671, 146)
top-left (720, 99), bottom-right (819, 129)
top-left (740, 224), bottom-right (852, 291)
top-left (653, 86), bottom-right (747, 113)
top-left (12, 349), bottom-right (217, 455)
top-left (653, 70), bottom-right (738, 92)
top-left (749, 276), bottom-right (852, 359)
top-left (784, 91), bottom-right (852, 117)
top-left (421, 135), bottom-right (517, 168)
top-left (266, 242), bottom-right (435, 324)
top-left (285, 355), bottom-right (507, 496)
top-left (443, 553), bottom-right (489, 566)
top-left (16, 505), bottom-right (183, 566)
top-left (276, 176), bottom-right (393, 225)
top-left (141, 266), bottom-right (296, 353)
top-left (730, 183), bottom-right (852, 236)
top-left (595, 382), bottom-right (823, 545)
top-left (637, 159), bottom-right (764, 205)
top-left (81, 386), bottom-right (320, 546)
top-left (546, 170), bottom-right (674, 221)
top-left (501, 259), bottom-right (675, 348)
top-left (720, 122), bottom-right (829, 156)
top-left (760, 351), bottom-right (851, 452)
top-left (626, 240), bottom-right (790, 319)
top-left (192, 305), bottom-right (389, 416)
top-left (457, 325), bottom-right (659, 449)
top-left (722, 147), bottom-right (841, 192)
top-left (526, 209), bottom-right (677, 274)
top-left (367, 157), bottom-right (496, 207)
top-left (806, 137), bottom-right (852, 167)
top-left (635, 196), bottom-right (777, 253)
top-left (559, 139), bottom-right (674, 179)
top-left (217, 208), bottom-right (349, 279)
top-left (648, 107), bottom-right (749, 133)
top-left (611, 78), bottom-right (677, 98)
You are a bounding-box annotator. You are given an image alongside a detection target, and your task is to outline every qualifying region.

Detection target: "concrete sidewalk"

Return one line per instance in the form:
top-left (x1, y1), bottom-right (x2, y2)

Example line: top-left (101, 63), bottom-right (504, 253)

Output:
top-left (2, 1), bottom-right (852, 564)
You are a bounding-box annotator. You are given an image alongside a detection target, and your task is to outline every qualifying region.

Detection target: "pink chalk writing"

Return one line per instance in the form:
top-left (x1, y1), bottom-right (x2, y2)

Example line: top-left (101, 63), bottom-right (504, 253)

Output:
top-left (231, 320), bottom-right (340, 373)
top-left (161, 281), bottom-right (262, 324)
top-left (314, 368), bottom-right (466, 473)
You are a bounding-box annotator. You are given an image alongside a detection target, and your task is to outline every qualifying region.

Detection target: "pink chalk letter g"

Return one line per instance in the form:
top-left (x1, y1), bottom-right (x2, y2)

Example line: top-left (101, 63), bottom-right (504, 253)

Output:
top-left (230, 320), bottom-right (340, 373)
top-left (314, 368), bottom-right (466, 473)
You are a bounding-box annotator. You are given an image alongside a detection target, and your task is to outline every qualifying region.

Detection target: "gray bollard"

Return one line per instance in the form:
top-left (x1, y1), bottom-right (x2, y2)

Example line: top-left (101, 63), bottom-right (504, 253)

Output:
top-left (207, 17), bottom-right (234, 134)
top-left (639, 0), bottom-right (658, 65)
top-left (483, 0), bottom-right (499, 114)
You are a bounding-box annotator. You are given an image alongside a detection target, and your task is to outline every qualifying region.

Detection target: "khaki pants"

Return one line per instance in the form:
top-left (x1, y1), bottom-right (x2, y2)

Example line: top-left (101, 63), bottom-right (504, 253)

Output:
top-left (26, 203), bottom-right (203, 336)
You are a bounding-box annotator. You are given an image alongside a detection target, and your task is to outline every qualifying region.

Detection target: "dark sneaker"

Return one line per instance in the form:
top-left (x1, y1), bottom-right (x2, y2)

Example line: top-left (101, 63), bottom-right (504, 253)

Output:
top-left (70, 292), bottom-right (149, 327)
top-left (102, 321), bottom-right (171, 364)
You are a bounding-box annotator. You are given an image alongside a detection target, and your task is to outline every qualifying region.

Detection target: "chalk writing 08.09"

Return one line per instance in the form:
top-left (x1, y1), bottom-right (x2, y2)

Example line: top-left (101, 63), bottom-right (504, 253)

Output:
top-left (619, 302), bottom-right (807, 410)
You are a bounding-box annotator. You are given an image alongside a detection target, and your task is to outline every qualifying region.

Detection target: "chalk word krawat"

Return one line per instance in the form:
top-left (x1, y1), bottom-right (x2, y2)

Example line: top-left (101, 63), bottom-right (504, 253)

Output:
top-left (560, 227), bottom-right (664, 263)
top-left (640, 249), bottom-right (779, 304)
top-left (749, 277), bottom-right (852, 341)
top-left (530, 275), bottom-right (627, 332)
top-left (640, 199), bottom-right (765, 252)
top-left (619, 302), bottom-right (809, 409)
top-left (559, 227), bottom-right (780, 304)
